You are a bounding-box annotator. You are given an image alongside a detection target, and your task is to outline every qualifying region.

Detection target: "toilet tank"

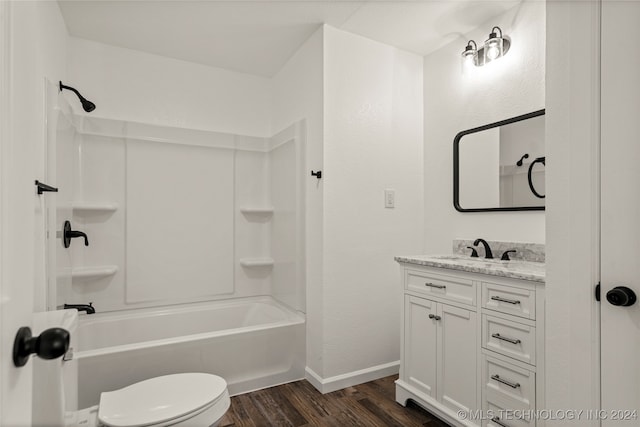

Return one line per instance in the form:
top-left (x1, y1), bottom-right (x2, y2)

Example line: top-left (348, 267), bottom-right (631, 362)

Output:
top-left (32, 310), bottom-right (78, 427)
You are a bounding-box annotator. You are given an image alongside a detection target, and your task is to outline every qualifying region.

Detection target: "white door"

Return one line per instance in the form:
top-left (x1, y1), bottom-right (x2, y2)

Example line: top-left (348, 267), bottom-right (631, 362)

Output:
top-left (404, 295), bottom-right (438, 398)
top-left (601, 1), bottom-right (640, 423)
top-left (437, 303), bottom-right (476, 414)
top-left (0, 1), bottom-right (47, 424)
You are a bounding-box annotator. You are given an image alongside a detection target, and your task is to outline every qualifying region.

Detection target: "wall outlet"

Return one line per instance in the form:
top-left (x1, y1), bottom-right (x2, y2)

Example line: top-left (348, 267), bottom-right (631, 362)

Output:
top-left (384, 189), bottom-right (395, 208)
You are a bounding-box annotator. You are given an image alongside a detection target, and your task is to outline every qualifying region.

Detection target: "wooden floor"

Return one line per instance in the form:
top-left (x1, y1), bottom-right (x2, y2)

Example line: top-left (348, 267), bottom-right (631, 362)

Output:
top-left (219, 375), bottom-right (449, 427)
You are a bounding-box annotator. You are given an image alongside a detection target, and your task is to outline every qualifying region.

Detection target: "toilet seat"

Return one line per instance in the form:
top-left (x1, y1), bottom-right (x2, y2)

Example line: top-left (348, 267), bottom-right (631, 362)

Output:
top-left (97, 373), bottom-right (228, 427)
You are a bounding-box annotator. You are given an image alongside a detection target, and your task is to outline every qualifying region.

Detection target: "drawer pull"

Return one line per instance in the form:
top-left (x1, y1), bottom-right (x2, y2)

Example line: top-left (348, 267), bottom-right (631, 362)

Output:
top-left (425, 282), bottom-right (446, 289)
top-left (428, 314), bottom-right (442, 320)
top-left (491, 417), bottom-right (510, 427)
top-left (492, 333), bottom-right (521, 345)
top-left (490, 374), bottom-right (521, 389)
top-left (491, 296), bottom-right (521, 305)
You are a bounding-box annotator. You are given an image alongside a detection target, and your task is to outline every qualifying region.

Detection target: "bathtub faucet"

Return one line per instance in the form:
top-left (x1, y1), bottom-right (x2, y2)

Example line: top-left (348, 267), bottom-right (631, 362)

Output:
top-left (64, 302), bottom-right (95, 314)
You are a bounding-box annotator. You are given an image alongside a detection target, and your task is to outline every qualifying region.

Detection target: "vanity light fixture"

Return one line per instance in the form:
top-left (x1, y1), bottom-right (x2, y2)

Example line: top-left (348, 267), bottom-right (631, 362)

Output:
top-left (484, 26), bottom-right (505, 64)
top-left (462, 40), bottom-right (478, 68)
top-left (461, 26), bottom-right (510, 68)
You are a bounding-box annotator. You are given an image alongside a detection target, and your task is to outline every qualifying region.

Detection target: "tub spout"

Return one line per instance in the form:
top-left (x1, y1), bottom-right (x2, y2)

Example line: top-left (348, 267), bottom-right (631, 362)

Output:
top-left (64, 302), bottom-right (95, 314)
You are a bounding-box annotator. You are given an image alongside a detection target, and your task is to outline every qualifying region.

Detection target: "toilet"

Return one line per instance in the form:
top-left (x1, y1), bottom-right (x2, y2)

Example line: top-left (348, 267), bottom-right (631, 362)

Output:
top-left (31, 310), bottom-right (231, 427)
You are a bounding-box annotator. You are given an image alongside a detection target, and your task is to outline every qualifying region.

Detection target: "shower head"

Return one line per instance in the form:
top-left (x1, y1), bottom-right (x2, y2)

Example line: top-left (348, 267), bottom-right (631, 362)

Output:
top-left (59, 81), bottom-right (96, 113)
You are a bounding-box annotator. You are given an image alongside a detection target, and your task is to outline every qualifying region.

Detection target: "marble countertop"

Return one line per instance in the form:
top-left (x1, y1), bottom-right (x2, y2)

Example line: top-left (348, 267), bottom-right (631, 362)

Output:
top-left (395, 254), bottom-right (545, 283)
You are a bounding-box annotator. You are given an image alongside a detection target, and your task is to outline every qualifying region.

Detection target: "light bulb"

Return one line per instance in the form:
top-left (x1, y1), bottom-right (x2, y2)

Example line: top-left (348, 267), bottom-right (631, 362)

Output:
top-left (461, 40), bottom-right (478, 72)
top-left (483, 26), bottom-right (504, 64)
top-left (486, 44), bottom-right (500, 60)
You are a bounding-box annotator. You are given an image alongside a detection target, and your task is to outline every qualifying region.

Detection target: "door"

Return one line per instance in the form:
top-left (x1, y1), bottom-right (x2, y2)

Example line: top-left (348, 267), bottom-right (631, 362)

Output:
top-left (437, 303), bottom-right (477, 414)
top-left (601, 1), bottom-right (640, 423)
top-left (0, 1), bottom-right (48, 424)
top-left (404, 295), bottom-right (437, 398)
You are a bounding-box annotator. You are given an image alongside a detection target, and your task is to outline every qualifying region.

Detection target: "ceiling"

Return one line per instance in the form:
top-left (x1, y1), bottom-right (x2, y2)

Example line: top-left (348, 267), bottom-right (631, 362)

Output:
top-left (57, 1), bottom-right (518, 78)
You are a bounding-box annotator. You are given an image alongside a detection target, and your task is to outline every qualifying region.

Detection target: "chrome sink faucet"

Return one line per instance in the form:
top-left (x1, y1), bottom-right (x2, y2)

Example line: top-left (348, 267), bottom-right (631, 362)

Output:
top-left (473, 238), bottom-right (493, 259)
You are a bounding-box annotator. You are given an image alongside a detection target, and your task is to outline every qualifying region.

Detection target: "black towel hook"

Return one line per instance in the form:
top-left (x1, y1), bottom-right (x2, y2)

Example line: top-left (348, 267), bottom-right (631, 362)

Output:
top-left (516, 153), bottom-right (529, 167)
top-left (311, 170), bottom-right (322, 179)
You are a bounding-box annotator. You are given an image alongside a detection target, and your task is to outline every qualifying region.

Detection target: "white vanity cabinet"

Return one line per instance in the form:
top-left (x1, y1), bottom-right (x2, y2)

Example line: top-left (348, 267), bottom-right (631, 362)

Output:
top-left (396, 261), bottom-right (545, 427)
top-left (404, 295), bottom-right (477, 411)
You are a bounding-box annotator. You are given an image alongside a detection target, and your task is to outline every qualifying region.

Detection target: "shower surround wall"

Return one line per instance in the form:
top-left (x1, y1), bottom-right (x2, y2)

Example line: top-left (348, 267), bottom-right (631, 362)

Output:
top-left (55, 104), bottom-right (305, 313)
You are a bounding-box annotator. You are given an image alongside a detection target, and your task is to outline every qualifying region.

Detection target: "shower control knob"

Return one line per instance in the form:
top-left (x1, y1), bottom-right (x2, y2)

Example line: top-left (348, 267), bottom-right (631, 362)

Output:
top-left (13, 327), bottom-right (70, 367)
top-left (606, 286), bottom-right (637, 307)
top-left (63, 220), bottom-right (89, 248)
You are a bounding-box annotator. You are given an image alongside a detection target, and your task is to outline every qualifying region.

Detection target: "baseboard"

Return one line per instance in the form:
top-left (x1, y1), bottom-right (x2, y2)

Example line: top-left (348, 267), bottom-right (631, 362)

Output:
top-left (305, 361), bottom-right (400, 394)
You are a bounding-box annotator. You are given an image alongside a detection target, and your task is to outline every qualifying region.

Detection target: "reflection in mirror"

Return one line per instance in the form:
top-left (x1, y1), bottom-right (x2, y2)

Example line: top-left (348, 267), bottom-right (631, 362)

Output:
top-left (454, 110), bottom-right (545, 212)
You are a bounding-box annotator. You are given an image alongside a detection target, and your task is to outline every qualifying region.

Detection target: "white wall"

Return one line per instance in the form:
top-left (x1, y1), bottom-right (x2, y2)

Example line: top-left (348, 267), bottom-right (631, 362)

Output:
top-left (271, 28), bottom-right (324, 375)
top-left (423, 1), bottom-right (545, 253)
top-left (67, 37), bottom-right (272, 137)
top-left (321, 26), bottom-right (424, 381)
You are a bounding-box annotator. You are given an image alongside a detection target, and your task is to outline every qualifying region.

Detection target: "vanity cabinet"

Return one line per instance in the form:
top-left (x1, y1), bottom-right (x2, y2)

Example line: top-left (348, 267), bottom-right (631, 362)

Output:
top-left (396, 262), bottom-right (545, 427)
top-left (404, 295), bottom-right (477, 412)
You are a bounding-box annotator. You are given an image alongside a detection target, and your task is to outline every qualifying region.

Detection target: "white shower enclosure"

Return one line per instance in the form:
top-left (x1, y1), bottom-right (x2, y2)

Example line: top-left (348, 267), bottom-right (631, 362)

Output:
top-left (47, 86), bottom-right (306, 394)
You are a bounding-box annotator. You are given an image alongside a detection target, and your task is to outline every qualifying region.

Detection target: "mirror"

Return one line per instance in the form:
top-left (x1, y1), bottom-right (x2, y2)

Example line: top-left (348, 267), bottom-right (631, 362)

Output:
top-left (453, 109), bottom-right (545, 212)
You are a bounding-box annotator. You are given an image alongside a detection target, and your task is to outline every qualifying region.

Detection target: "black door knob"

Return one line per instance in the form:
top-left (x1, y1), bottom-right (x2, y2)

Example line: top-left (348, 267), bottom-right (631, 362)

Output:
top-left (13, 327), bottom-right (70, 367)
top-left (606, 286), bottom-right (637, 307)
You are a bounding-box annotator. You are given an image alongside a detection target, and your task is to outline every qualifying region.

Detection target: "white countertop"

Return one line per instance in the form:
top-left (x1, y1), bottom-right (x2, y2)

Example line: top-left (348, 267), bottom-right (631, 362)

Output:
top-left (395, 254), bottom-right (545, 283)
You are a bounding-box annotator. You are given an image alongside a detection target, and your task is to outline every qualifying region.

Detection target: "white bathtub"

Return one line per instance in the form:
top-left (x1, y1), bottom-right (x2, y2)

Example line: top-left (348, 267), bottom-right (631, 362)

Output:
top-left (75, 296), bottom-right (305, 408)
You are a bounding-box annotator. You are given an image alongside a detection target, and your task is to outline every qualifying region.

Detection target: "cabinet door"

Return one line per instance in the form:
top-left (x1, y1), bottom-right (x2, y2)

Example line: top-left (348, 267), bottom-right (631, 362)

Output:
top-left (437, 303), bottom-right (477, 414)
top-left (404, 295), bottom-right (437, 398)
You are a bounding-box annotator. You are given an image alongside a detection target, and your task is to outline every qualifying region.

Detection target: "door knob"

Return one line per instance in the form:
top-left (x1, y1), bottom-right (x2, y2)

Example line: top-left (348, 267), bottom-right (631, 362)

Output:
top-left (13, 327), bottom-right (70, 367)
top-left (606, 286), bottom-right (637, 307)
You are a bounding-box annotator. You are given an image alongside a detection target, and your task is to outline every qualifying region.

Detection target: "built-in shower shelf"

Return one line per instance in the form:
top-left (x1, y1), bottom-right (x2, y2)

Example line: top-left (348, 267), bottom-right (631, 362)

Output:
top-left (239, 258), bottom-right (274, 267)
top-left (239, 207), bottom-right (274, 215)
top-left (72, 265), bottom-right (119, 279)
top-left (72, 202), bottom-right (119, 213)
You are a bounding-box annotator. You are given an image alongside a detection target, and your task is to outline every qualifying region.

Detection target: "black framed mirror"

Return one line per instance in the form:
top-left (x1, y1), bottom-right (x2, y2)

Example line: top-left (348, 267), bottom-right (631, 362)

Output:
top-left (453, 109), bottom-right (545, 212)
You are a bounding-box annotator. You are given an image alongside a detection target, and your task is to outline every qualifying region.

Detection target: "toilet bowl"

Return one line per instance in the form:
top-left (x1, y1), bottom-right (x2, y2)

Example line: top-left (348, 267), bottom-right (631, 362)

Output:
top-left (97, 373), bottom-right (229, 427)
top-left (71, 373), bottom-right (231, 427)
top-left (31, 310), bottom-right (230, 427)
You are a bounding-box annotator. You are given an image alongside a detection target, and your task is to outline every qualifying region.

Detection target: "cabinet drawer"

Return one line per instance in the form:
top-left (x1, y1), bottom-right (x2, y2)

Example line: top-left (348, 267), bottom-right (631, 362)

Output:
top-left (482, 282), bottom-right (535, 320)
top-left (483, 354), bottom-right (535, 410)
top-left (482, 315), bottom-right (536, 365)
top-left (484, 397), bottom-right (535, 427)
top-left (406, 269), bottom-right (475, 306)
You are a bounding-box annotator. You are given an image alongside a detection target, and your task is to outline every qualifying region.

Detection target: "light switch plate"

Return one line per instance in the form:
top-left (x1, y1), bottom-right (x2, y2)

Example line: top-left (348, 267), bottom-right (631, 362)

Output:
top-left (385, 189), bottom-right (395, 208)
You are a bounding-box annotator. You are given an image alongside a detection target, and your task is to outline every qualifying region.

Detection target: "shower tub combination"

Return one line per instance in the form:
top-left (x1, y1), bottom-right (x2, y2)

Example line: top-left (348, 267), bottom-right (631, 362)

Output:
top-left (75, 296), bottom-right (305, 408)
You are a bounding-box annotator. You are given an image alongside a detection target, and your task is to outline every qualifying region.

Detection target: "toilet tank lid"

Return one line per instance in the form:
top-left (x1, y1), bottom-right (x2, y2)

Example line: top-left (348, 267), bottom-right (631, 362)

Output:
top-left (98, 373), bottom-right (227, 427)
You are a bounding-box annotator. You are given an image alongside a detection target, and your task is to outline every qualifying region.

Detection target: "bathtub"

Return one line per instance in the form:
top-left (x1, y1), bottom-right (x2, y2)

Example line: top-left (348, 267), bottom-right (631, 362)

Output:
top-left (75, 296), bottom-right (305, 408)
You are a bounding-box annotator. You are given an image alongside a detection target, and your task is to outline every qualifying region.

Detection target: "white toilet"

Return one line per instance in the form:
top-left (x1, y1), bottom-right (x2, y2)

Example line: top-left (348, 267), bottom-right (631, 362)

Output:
top-left (31, 310), bottom-right (231, 427)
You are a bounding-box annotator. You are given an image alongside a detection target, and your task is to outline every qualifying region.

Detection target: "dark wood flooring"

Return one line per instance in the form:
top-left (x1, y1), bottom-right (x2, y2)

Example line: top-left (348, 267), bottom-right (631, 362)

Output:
top-left (219, 375), bottom-right (449, 427)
